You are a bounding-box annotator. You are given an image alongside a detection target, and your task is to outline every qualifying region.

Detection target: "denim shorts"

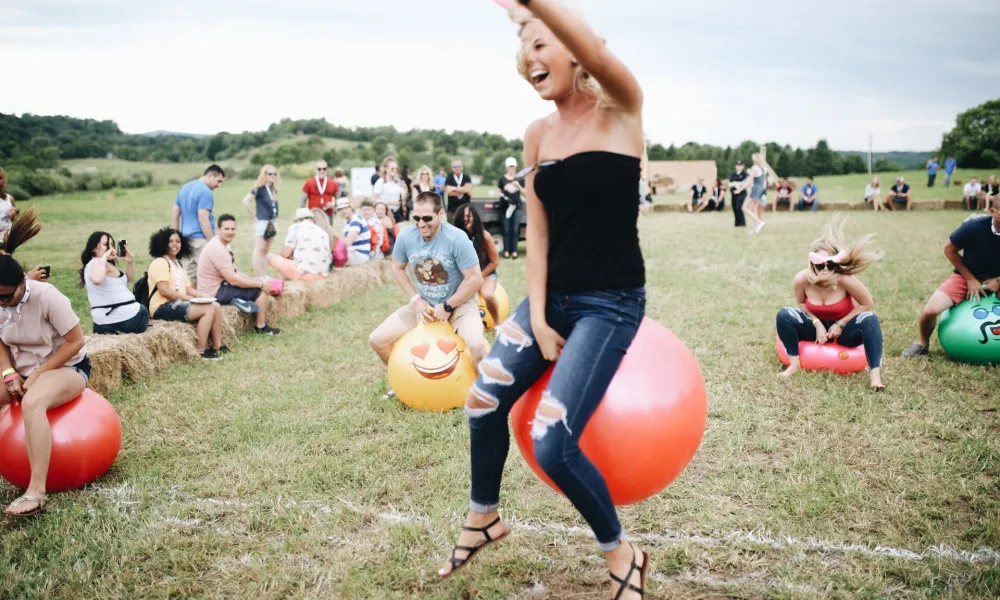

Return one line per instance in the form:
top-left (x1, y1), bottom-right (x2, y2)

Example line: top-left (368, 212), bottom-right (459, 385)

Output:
top-left (153, 300), bottom-right (191, 322)
top-left (70, 356), bottom-right (92, 385)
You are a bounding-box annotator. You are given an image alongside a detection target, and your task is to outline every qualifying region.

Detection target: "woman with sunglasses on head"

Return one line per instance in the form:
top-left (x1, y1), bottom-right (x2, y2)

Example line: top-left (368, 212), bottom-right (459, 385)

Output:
top-left (0, 209), bottom-right (90, 517)
top-left (438, 1), bottom-right (650, 597)
top-left (776, 218), bottom-right (885, 390)
top-left (452, 204), bottom-right (501, 324)
top-left (242, 165), bottom-right (280, 278)
top-left (80, 231), bottom-right (149, 335)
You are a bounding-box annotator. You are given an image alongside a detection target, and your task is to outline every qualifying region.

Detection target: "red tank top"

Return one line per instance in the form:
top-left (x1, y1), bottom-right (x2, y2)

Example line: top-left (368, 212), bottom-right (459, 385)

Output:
top-left (806, 295), bottom-right (854, 322)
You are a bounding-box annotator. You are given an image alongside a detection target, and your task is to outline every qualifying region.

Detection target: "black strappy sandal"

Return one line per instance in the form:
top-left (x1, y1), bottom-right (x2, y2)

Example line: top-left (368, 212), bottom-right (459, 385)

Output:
top-left (610, 544), bottom-right (650, 599)
top-left (439, 515), bottom-right (509, 579)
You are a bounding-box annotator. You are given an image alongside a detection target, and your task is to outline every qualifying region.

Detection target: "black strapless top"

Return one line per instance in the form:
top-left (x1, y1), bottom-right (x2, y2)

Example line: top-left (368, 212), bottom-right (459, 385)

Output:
top-left (533, 151), bottom-right (645, 293)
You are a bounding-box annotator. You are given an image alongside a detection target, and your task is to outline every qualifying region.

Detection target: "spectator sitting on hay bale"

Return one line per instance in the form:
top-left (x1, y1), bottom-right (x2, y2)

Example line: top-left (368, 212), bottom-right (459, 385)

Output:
top-left (147, 227), bottom-right (225, 360)
top-left (267, 208), bottom-right (331, 282)
top-left (196, 214), bottom-right (281, 336)
top-left (80, 232), bottom-right (149, 335)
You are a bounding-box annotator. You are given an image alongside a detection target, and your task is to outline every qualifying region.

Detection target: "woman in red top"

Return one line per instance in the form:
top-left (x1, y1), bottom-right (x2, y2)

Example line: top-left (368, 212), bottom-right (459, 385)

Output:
top-left (776, 219), bottom-right (886, 390)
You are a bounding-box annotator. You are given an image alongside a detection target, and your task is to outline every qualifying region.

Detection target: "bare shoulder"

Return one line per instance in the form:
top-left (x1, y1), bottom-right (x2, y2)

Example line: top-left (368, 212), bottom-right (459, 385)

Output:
top-left (792, 270), bottom-right (810, 285)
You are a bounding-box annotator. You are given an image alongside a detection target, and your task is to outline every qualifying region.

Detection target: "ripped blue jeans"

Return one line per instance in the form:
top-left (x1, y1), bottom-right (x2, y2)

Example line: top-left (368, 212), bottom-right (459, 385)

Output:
top-left (466, 289), bottom-right (645, 551)
top-left (776, 307), bottom-right (884, 369)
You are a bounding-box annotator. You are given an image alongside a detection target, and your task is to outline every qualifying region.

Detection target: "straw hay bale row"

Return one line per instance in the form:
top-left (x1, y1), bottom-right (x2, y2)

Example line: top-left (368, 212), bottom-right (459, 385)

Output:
top-left (651, 199), bottom-right (959, 213)
top-left (85, 260), bottom-right (395, 396)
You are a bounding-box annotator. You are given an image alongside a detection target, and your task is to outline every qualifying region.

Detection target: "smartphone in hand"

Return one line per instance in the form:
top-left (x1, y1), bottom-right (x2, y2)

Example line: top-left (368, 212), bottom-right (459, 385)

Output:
top-left (41, 266), bottom-right (51, 279)
top-left (118, 239), bottom-right (127, 257)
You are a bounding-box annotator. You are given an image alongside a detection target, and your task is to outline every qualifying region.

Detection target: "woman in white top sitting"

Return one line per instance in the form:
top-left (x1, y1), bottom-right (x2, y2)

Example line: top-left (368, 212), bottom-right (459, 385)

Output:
top-left (80, 231), bottom-right (149, 334)
top-left (0, 168), bottom-right (19, 242)
top-left (864, 176), bottom-right (882, 212)
top-left (147, 227), bottom-right (224, 360)
top-left (372, 156), bottom-right (409, 223)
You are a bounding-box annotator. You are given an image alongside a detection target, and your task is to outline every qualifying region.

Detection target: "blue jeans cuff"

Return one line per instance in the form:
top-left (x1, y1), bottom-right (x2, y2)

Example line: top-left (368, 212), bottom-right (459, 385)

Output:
top-left (470, 500), bottom-right (499, 514)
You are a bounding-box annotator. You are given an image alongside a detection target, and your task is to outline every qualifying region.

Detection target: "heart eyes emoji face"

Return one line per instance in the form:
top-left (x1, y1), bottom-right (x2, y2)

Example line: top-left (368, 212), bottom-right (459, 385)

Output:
top-left (437, 339), bottom-right (457, 355)
top-left (409, 337), bottom-right (463, 380)
top-left (410, 344), bottom-right (430, 360)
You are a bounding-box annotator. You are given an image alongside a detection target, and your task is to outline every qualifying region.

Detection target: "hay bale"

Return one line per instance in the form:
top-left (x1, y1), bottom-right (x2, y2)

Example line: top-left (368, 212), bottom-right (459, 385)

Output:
top-left (310, 262), bottom-right (391, 308)
top-left (221, 305), bottom-right (253, 343)
top-left (273, 281), bottom-right (309, 322)
top-left (85, 335), bottom-right (124, 395)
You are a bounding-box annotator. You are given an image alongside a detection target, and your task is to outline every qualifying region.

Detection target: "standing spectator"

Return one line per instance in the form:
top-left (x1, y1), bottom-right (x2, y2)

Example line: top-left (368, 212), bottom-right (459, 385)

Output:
top-left (400, 165), bottom-right (413, 213)
top-left (729, 160), bottom-right (749, 227)
top-left (370, 163), bottom-right (383, 186)
top-left (926, 157), bottom-right (939, 187)
top-left (301, 160), bottom-right (338, 226)
top-left (411, 166), bottom-right (436, 199)
top-left (0, 167), bottom-right (18, 241)
top-left (373, 156), bottom-right (408, 223)
top-left (708, 178), bottom-right (725, 212)
top-left (444, 160), bottom-right (473, 215)
top-left (333, 168), bottom-right (350, 199)
top-left (688, 178), bottom-right (707, 213)
top-left (773, 179), bottom-right (794, 212)
top-left (886, 176), bottom-right (913, 211)
top-left (197, 215), bottom-right (281, 335)
top-left (146, 227), bottom-right (224, 360)
top-left (981, 175), bottom-right (999, 211)
top-left (798, 177), bottom-right (819, 212)
top-left (498, 157), bottom-right (525, 257)
top-left (79, 232), bottom-right (149, 335)
top-left (944, 156), bottom-right (957, 187)
top-left (171, 164), bottom-right (225, 287)
top-left (864, 177), bottom-right (883, 211)
top-left (434, 168), bottom-right (447, 196)
top-left (242, 165), bottom-right (280, 278)
top-left (745, 153), bottom-right (769, 232)
top-left (335, 198), bottom-right (372, 266)
top-left (962, 177), bottom-right (981, 211)
top-left (267, 208), bottom-right (332, 281)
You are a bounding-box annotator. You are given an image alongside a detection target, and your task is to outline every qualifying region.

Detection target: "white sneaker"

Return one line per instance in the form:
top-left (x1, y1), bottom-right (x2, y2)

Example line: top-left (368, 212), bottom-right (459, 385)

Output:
top-left (754, 221), bottom-right (766, 234)
top-left (382, 388), bottom-right (396, 400)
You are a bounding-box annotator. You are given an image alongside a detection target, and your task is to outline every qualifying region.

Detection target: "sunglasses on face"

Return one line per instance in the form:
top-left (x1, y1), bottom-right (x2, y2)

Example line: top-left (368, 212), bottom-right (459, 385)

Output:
top-left (317, 168), bottom-right (327, 171)
top-left (267, 172), bottom-right (277, 176)
top-left (413, 215), bottom-right (435, 223)
top-left (516, 160), bottom-right (560, 179)
top-left (814, 262), bottom-right (840, 271)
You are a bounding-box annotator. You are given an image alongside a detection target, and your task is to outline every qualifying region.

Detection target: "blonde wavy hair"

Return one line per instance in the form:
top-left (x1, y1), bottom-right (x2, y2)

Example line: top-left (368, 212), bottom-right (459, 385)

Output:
top-left (416, 165), bottom-right (433, 186)
top-left (253, 164), bottom-right (279, 193)
top-left (509, 2), bottom-right (614, 109)
top-left (807, 216), bottom-right (883, 289)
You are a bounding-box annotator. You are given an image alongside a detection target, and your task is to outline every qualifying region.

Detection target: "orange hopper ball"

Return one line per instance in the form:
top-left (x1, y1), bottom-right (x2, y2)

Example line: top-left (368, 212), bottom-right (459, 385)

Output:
top-left (510, 318), bottom-right (708, 506)
top-left (0, 389), bottom-right (122, 492)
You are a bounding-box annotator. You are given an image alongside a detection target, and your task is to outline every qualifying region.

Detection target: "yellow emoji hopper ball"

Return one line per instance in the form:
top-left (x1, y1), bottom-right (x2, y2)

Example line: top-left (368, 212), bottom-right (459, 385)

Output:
top-left (478, 283), bottom-right (511, 331)
top-left (387, 322), bottom-right (478, 411)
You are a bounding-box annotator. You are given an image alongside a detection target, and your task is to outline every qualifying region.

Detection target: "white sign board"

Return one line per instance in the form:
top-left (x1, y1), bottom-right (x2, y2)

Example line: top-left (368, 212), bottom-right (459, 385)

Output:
top-left (351, 167), bottom-right (376, 199)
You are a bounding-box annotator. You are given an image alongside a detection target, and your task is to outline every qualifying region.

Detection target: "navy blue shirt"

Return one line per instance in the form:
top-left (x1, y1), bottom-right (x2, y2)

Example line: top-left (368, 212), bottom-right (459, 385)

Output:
top-left (950, 216), bottom-right (1000, 280)
top-left (252, 185), bottom-right (278, 221)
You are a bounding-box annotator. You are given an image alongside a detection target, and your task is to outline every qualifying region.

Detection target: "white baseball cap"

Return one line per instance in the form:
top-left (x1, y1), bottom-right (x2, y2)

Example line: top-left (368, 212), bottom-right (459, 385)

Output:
top-left (294, 208), bottom-right (313, 221)
top-left (505, 157), bottom-right (517, 168)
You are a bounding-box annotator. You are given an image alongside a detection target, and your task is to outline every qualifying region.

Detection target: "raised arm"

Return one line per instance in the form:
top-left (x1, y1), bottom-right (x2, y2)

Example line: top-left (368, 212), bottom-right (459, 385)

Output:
top-left (518, 0), bottom-right (642, 113)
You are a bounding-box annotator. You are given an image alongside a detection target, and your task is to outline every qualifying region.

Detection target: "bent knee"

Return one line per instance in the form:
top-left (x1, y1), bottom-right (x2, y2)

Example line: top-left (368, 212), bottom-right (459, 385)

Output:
top-left (464, 384), bottom-right (499, 418)
top-left (777, 307), bottom-right (804, 325)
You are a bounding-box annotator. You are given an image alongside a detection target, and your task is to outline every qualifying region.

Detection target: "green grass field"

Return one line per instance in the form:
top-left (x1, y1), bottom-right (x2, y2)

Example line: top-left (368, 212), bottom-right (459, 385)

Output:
top-left (2, 189), bottom-right (1000, 598)
top-left (655, 169), bottom-right (999, 206)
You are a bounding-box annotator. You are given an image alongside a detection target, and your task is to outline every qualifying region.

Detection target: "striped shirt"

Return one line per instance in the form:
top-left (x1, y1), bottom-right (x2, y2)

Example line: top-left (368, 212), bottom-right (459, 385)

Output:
top-left (343, 215), bottom-right (371, 256)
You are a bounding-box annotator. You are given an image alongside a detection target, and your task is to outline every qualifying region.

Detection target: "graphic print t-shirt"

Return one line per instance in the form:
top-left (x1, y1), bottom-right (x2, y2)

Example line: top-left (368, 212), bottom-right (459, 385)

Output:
top-left (392, 222), bottom-right (479, 304)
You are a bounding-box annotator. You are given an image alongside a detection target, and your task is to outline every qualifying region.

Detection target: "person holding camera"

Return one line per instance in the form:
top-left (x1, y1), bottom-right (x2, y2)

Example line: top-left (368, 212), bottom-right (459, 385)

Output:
top-left (147, 227), bottom-right (225, 360)
top-left (79, 231), bottom-right (149, 335)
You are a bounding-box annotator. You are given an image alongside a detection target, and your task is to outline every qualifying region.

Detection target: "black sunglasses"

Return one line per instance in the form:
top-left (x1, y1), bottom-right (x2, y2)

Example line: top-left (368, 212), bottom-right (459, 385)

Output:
top-left (267, 172), bottom-right (277, 176)
top-left (317, 167), bottom-right (327, 171)
top-left (413, 215), bottom-right (435, 223)
top-left (516, 160), bottom-right (560, 179)
top-left (815, 262), bottom-right (840, 271)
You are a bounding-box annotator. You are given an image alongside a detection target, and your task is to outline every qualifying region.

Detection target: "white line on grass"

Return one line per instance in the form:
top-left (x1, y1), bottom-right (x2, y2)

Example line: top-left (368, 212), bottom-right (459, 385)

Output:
top-left (90, 483), bottom-right (1000, 566)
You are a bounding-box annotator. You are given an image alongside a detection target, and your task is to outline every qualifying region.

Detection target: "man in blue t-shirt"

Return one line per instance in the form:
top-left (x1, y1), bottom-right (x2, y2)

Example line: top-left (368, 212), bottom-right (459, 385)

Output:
top-left (171, 164), bottom-right (225, 286)
top-left (944, 157), bottom-right (957, 187)
top-left (368, 191), bottom-right (486, 374)
top-left (903, 196), bottom-right (1000, 357)
top-left (927, 158), bottom-right (940, 187)
top-left (798, 178), bottom-right (819, 212)
top-left (433, 168), bottom-right (447, 196)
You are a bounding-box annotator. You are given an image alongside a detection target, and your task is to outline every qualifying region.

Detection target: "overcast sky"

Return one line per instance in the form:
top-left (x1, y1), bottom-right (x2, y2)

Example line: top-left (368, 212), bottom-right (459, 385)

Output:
top-left (2, 0), bottom-right (998, 151)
